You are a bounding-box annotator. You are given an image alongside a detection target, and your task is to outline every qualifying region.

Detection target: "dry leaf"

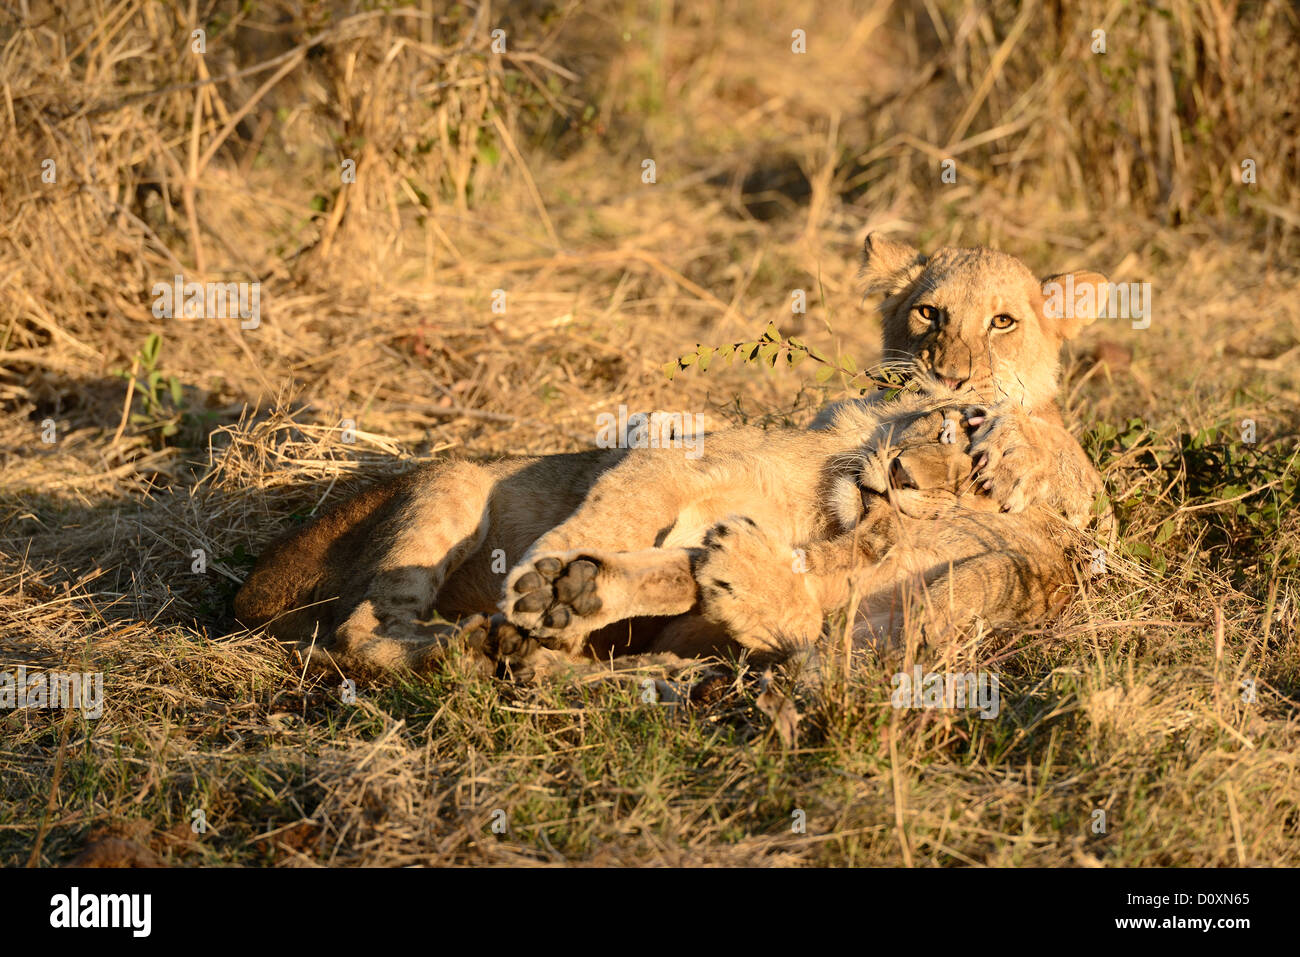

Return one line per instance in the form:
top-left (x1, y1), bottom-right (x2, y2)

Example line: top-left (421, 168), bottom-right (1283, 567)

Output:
top-left (755, 669), bottom-right (800, 748)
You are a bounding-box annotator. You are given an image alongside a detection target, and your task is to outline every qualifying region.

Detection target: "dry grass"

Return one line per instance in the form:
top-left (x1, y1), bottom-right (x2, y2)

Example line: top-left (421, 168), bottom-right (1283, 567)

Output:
top-left (1, 0), bottom-right (1298, 866)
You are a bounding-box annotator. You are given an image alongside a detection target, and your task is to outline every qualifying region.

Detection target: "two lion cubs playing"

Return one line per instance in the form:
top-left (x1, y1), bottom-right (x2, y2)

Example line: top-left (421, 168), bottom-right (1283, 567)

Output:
top-left (234, 234), bottom-right (1109, 681)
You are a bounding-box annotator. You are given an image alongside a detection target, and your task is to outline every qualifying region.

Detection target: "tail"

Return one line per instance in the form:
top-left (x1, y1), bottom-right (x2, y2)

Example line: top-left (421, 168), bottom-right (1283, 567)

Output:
top-left (233, 472), bottom-right (411, 643)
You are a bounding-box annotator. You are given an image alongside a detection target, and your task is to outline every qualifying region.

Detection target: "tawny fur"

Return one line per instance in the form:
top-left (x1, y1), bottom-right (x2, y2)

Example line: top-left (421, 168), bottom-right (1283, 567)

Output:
top-left (234, 233), bottom-right (1110, 678)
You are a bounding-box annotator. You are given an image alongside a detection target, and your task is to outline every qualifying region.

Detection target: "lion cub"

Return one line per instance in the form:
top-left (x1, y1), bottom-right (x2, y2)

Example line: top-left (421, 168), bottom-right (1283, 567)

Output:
top-left (235, 388), bottom-right (983, 674)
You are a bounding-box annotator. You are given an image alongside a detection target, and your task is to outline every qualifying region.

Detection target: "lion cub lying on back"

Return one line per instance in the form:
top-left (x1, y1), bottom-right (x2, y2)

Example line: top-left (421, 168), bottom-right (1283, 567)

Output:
top-left (234, 234), bottom-right (1109, 676)
top-left (236, 389), bottom-right (986, 675)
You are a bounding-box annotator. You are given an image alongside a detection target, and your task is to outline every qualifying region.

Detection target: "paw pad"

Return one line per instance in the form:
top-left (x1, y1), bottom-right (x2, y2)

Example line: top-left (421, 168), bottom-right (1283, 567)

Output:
top-left (509, 554), bottom-right (605, 636)
top-left (464, 615), bottom-right (540, 678)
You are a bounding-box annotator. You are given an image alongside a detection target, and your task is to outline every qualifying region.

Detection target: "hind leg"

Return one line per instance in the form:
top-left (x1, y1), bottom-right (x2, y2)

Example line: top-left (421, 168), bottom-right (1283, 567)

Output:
top-left (368, 461), bottom-right (503, 622)
top-left (311, 461), bottom-right (509, 674)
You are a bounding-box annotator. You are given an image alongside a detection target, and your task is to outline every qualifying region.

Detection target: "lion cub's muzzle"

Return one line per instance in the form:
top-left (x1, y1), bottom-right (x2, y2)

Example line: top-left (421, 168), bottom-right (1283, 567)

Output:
top-left (856, 409), bottom-right (979, 500)
top-left (888, 444), bottom-right (975, 493)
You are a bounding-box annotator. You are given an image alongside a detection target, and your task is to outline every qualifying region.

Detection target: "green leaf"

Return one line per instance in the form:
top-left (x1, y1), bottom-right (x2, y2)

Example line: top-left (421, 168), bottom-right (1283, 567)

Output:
top-left (141, 333), bottom-right (162, 368)
top-left (815, 365), bottom-right (835, 383)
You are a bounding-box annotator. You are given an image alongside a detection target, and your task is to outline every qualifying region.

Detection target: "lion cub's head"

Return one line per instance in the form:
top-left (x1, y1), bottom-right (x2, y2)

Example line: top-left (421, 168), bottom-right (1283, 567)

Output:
top-left (827, 407), bottom-right (997, 529)
top-left (860, 233), bottom-right (1107, 412)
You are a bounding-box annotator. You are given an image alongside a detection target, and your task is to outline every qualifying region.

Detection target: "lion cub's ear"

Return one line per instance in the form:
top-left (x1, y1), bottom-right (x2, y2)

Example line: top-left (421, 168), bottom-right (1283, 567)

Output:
top-left (1038, 270), bottom-right (1109, 340)
top-left (861, 233), bottom-right (927, 297)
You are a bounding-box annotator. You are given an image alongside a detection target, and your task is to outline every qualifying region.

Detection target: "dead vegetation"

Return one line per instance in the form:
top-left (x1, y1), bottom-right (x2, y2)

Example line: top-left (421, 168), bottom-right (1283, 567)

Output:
top-left (1, 0), bottom-right (1298, 866)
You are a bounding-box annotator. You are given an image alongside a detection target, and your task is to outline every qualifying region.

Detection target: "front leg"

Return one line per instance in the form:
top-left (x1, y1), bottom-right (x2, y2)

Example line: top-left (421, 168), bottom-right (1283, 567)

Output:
top-left (966, 404), bottom-right (1105, 527)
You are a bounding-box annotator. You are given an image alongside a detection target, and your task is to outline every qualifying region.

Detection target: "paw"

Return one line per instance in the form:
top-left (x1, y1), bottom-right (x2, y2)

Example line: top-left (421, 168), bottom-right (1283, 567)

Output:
top-left (694, 517), bottom-right (819, 650)
top-left (504, 552), bottom-right (605, 642)
top-left (696, 517), bottom-right (778, 632)
top-left (461, 613), bottom-right (544, 680)
top-left (965, 406), bottom-right (1053, 512)
top-left (696, 514), bottom-right (774, 590)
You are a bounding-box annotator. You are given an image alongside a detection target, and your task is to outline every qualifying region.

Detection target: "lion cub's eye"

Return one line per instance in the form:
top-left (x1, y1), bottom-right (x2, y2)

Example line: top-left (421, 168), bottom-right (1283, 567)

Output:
top-left (990, 314), bottom-right (1017, 331)
top-left (914, 304), bottom-right (941, 325)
